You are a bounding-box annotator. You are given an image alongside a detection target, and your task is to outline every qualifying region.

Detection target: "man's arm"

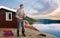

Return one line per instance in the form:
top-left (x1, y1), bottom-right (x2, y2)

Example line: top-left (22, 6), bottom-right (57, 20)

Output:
top-left (16, 9), bottom-right (19, 18)
top-left (23, 11), bottom-right (26, 20)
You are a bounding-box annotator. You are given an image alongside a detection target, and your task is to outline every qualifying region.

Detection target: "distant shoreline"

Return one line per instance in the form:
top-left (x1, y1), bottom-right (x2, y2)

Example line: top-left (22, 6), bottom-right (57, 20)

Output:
top-left (36, 19), bottom-right (60, 24)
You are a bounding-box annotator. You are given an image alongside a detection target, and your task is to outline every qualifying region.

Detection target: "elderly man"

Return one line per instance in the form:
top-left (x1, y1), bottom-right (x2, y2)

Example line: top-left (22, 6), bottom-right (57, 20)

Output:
top-left (16, 4), bottom-right (26, 37)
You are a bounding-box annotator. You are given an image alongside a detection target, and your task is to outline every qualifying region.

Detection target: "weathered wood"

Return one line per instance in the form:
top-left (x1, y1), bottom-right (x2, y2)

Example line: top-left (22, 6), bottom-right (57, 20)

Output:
top-left (0, 9), bottom-right (17, 28)
top-left (0, 28), bottom-right (57, 38)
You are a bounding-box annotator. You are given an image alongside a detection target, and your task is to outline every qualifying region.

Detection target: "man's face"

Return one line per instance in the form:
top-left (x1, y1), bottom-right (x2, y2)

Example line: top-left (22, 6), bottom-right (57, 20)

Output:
top-left (20, 5), bottom-right (24, 9)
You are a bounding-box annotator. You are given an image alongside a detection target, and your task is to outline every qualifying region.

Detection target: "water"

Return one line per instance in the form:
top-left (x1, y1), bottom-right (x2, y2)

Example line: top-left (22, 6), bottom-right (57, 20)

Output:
top-left (33, 19), bottom-right (60, 38)
top-left (33, 24), bottom-right (60, 38)
top-left (37, 19), bottom-right (60, 24)
top-left (39, 29), bottom-right (60, 38)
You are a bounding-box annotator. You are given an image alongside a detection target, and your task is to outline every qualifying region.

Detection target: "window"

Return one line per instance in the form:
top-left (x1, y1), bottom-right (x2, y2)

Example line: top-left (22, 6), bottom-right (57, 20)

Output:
top-left (6, 12), bottom-right (12, 21)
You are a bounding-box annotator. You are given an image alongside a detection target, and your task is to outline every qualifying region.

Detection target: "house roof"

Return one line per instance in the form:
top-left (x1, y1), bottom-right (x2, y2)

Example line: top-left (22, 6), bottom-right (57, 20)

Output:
top-left (0, 6), bottom-right (16, 12)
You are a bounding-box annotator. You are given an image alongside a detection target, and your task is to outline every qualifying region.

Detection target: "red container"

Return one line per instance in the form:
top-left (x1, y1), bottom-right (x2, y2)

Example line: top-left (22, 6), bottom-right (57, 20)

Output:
top-left (3, 30), bottom-right (12, 32)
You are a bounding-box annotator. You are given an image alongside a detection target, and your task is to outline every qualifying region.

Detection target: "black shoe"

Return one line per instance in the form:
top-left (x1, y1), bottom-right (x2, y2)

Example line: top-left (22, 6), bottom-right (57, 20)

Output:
top-left (22, 34), bottom-right (26, 36)
top-left (17, 30), bottom-right (20, 37)
top-left (17, 33), bottom-right (20, 37)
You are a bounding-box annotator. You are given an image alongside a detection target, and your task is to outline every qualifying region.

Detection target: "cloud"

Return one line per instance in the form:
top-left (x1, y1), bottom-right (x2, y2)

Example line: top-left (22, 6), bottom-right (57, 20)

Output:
top-left (16, 0), bottom-right (36, 4)
top-left (16, 0), bottom-right (59, 17)
top-left (53, 0), bottom-right (60, 6)
top-left (27, 0), bottom-right (58, 15)
top-left (27, 7), bottom-right (60, 19)
top-left (27, 8), bottom-right (38, 15)
top-left (16, 0), bottom-right (32, 5)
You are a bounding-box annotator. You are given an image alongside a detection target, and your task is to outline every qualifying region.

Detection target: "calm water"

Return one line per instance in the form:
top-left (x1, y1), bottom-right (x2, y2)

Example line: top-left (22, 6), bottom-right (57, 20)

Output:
top-left (39, 29), bottom-right (60, 38)
top-left (35, 19), bottom-right (60, 38)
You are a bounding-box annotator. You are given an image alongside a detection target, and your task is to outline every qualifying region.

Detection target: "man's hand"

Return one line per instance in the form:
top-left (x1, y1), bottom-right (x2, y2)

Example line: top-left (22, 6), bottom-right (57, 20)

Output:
top-left (19, 18), bottom-right (23, 21)
top-left (16, 15), bottom-right (22, 20)
top-left (23, 16), bottom-right (26, 20)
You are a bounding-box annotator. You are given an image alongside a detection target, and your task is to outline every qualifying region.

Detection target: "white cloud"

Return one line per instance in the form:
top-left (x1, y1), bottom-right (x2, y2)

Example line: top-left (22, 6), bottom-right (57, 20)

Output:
top-left (27, 8), bottom-right (38, 15)
top-left (53, 0), bottom-right (60, 6)
top-left (27, 0), bottom-right (58, 15)
top-left (16, 0), bottom-right (32, 5)
top-left (16, 0), bottom-right (60, 18)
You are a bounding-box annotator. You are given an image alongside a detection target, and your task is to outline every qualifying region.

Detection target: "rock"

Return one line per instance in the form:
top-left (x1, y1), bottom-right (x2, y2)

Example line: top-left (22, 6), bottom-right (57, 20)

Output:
top-left (37, 34), bottom-right (46, 37)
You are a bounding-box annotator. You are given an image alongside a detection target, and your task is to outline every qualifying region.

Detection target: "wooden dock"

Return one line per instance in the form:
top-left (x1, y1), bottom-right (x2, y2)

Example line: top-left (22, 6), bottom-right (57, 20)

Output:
top-left (0, 27), bottom-right (57, 38)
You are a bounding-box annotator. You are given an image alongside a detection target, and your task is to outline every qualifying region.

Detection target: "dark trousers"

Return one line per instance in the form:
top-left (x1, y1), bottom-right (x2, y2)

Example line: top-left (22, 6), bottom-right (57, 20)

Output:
top-left (17, 20), bottom-right (25, 36)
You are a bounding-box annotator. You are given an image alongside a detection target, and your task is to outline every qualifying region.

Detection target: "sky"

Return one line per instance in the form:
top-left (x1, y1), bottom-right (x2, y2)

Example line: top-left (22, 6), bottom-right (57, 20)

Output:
top-left (0, 0), bottom-right (37, 13)
top-left (0, 0), bottom-right (60, 16)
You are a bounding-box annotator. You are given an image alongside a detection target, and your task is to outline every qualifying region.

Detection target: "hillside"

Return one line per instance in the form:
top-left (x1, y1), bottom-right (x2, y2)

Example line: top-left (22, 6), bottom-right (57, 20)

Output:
top-left (26, 16), bottom-right (36, 24)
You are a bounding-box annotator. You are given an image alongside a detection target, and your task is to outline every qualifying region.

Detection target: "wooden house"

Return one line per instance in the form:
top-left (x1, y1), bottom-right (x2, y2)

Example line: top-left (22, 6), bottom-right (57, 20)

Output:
top-left (0, 6), bottom-right (17, 28)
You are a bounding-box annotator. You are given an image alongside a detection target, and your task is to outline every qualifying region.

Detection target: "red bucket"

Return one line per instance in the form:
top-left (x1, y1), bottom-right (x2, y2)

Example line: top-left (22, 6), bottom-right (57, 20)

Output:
top-left (3, 30), bottom-right (14, 37)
